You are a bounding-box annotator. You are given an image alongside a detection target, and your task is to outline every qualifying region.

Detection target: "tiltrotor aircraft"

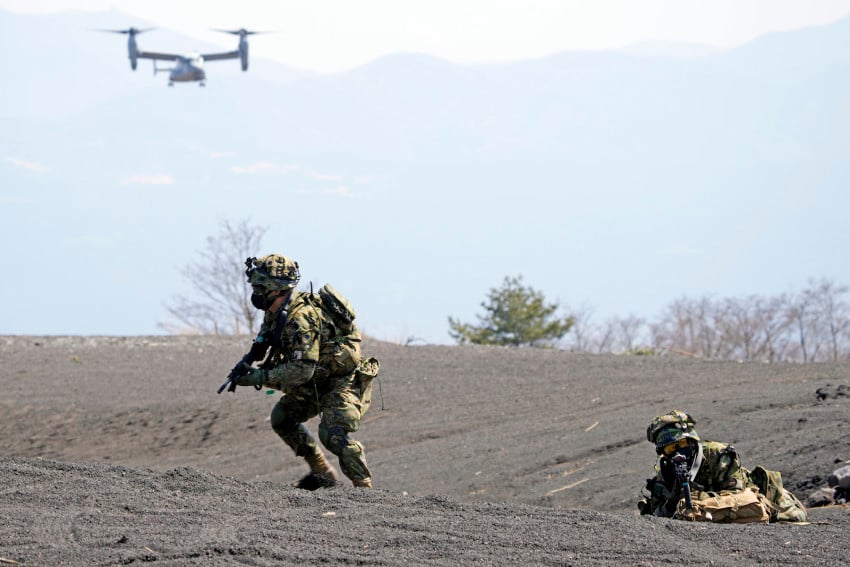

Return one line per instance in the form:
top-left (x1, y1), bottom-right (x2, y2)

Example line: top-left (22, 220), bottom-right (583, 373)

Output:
top-left (101, 27), bottom-right (263, 86)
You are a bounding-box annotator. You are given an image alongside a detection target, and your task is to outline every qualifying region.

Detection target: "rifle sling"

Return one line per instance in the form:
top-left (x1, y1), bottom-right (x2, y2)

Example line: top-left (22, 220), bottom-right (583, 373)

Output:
top-left (271, 299), bottom-right (292, 349)
top-left (689, 443), bottom-right (704, 482)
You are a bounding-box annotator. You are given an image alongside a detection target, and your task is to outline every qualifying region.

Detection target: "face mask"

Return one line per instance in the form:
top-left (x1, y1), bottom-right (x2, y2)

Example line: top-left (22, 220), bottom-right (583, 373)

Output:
top-left (666, 442), bottom-right (696, 470)
top-left (251, 291), bottom-right (273, 310)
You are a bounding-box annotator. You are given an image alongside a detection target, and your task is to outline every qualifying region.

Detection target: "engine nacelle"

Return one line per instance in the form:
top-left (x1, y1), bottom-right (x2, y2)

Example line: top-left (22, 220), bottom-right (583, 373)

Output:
top-left (239, 38), bottom-right (249, 71)
top-left (128, 35), bottom-right (139, 71)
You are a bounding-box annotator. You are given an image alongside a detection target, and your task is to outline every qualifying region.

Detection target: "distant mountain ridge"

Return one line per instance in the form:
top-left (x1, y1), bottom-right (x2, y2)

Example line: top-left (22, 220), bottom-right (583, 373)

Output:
top-left (616, 41), bottom-right (723, 58)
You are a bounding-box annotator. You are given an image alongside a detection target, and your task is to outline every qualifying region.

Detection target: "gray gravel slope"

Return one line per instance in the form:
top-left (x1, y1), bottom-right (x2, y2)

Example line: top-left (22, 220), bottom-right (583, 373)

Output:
top-left (1, 336), bottom-right (848, 565)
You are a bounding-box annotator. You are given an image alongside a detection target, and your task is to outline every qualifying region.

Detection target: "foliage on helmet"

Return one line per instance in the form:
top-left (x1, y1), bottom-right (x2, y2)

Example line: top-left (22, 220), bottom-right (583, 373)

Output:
top-left (245, 254), bottom-right (300, 291)
top-left (646, 409), bottom-right (700, 452)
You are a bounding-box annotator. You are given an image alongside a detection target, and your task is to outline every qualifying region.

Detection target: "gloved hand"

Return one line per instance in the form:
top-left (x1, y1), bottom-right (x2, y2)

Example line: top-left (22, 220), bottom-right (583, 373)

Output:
top-left (225, 360), bottom-right (254, 393)
top-left (237, 366), bottom-right (267, 387)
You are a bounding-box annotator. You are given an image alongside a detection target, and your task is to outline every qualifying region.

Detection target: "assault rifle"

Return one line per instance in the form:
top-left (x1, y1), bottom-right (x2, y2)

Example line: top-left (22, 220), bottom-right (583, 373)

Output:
top-left (217, 358), bottom-right (252, 394)
top-left (672, 452), bottom-right (696, 519)
top-left (217, 337), bottom-right (270, 394)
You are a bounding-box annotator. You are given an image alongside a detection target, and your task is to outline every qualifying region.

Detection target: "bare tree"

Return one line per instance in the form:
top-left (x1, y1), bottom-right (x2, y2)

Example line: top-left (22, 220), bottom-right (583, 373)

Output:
top-left (565, 280), bottom-right (850, 363)
top-left (648, 320), bottom-right (669, 353)
top-left (615, 314), bottom-right (647, 352)
top-left (654, 295), bottom-right (722, 358)
top-left (809, 278), bottom-right (850, 362)
top-left (656, 296), bottom-right (700, 357)
top-left (788, 286), bottom-right (817, 363)
top-left (783, 279), bottom-right (850, 362)
top-left (720, 296), bottom-right (762, 361)
top-left (160, 218), bottom-right (267, 335)
top-left (592, 317), bottom-right (618, 354)
top-left (563, 303), bottom-right (596, 352)
top-left (753, 294), bottom-right (792, 363)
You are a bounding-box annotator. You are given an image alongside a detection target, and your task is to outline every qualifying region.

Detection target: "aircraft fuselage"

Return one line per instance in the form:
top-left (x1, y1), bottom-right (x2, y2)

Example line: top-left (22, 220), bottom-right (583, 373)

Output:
top-left (170, 55), bottom-right (206, 82)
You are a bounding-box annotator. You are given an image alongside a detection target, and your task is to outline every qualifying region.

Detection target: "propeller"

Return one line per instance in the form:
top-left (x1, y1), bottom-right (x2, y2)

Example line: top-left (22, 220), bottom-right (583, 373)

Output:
top-left (97, 27), bottom-right (155, 36)
top-left (97, 27), bottom-right (153, 70)
top-left (212, 28), bottom-right (269, 38)
top-left (212, 28), bottom-right (270, 71)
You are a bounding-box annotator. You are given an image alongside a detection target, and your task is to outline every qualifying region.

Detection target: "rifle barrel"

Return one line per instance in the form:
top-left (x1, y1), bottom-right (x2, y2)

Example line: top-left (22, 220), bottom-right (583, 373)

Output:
top-left (216, 377), bottom-right (233, 394)
top-left (673, 453), bottom-right (694, 513)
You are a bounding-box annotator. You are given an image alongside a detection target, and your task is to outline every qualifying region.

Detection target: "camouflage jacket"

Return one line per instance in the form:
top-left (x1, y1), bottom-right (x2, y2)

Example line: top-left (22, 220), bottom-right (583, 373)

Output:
top-left (645, 441), bottom-right (750, 517)
top-left (257, 291), bottom-right (321, 390)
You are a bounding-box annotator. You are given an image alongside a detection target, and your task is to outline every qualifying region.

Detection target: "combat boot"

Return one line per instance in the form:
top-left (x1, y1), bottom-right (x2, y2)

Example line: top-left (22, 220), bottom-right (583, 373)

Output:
top-left (295, 451), bottom-right (339, 491)
top-left (305, 451), bottom-right (338, 480)
top-left (352, 478), bottom-right (372, 488)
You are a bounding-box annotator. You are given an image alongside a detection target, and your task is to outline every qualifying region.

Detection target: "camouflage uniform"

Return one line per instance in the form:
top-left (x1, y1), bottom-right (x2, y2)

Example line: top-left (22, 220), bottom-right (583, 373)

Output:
top-left (236, 255), bottom-right (372, 487)
top-left (642, 440), bottom-right (749, 517)
top-left (639, 410), bottom-right (807, 522)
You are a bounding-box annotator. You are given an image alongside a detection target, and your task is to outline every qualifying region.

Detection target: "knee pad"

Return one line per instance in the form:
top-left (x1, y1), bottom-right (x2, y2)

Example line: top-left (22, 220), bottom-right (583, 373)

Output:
top-left (319, 423), bottom-right (369, 480)
top-left (319, 424), bottom-right (351, 454)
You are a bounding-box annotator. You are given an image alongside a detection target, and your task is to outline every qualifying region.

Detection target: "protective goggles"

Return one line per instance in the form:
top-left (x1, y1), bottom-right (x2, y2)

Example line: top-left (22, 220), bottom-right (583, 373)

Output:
top-left (661, 437), bottom-right (691, 456)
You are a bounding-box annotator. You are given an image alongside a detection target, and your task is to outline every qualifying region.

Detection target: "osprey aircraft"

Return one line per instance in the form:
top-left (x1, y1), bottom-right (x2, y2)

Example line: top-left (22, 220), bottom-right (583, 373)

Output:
top-left (101, 27), bottom-right (263, 86)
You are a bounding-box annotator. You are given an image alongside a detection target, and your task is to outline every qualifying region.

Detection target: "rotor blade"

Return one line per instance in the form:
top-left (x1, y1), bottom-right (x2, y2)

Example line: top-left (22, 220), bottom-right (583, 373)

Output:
top-left (211, 28), bottom-right (272, 36)
top-left (95, 27), bottom-right (155, 35)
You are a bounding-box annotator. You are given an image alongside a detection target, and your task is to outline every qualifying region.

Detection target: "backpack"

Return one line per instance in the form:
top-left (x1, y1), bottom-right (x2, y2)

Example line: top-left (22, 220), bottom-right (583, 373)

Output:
top-left (677, 487), bottom-right (770, 524)
top-left (312, 284), bottom-right (363, 376)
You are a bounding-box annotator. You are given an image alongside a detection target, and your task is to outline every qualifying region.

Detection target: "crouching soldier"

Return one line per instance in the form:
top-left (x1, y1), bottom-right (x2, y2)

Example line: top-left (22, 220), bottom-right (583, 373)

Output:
top-left (222, 254), bottom-right (378, 489)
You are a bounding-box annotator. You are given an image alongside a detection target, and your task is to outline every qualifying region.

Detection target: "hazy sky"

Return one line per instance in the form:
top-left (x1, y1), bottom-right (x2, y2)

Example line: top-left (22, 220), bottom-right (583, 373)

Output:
top-left (4, 0), bottom-right (850, 72)
top-left (3, 1), bottom-right (849, 341)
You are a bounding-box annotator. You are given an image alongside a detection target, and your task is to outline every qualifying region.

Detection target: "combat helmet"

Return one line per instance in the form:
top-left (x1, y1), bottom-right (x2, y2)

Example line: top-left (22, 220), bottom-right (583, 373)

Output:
top-left (245, 254), bottom-right (300, 291)
top-left (646, 410), bottom-right (701, 454)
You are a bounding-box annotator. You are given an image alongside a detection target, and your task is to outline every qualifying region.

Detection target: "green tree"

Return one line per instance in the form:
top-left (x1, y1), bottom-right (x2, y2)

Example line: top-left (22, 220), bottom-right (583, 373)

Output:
top-left (448, 275), bottom-right (574, 347)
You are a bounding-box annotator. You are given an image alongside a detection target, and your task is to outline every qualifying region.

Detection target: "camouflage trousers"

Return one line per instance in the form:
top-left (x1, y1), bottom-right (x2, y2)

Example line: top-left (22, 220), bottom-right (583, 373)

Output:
top-left (270, 371), bottom-right (371, 482)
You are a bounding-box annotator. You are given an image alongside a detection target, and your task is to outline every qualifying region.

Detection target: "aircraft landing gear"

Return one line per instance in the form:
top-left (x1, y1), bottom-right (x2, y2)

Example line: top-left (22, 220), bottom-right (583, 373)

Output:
top-left (168, 81), bottom-right (174, 87)
top-left (199, 81), bottom-right (206, 87)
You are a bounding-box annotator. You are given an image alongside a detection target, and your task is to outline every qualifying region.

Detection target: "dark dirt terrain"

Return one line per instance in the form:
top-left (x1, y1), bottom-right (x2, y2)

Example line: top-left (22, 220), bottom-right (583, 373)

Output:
top-left (1, 335), bottom-right (849, 566)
